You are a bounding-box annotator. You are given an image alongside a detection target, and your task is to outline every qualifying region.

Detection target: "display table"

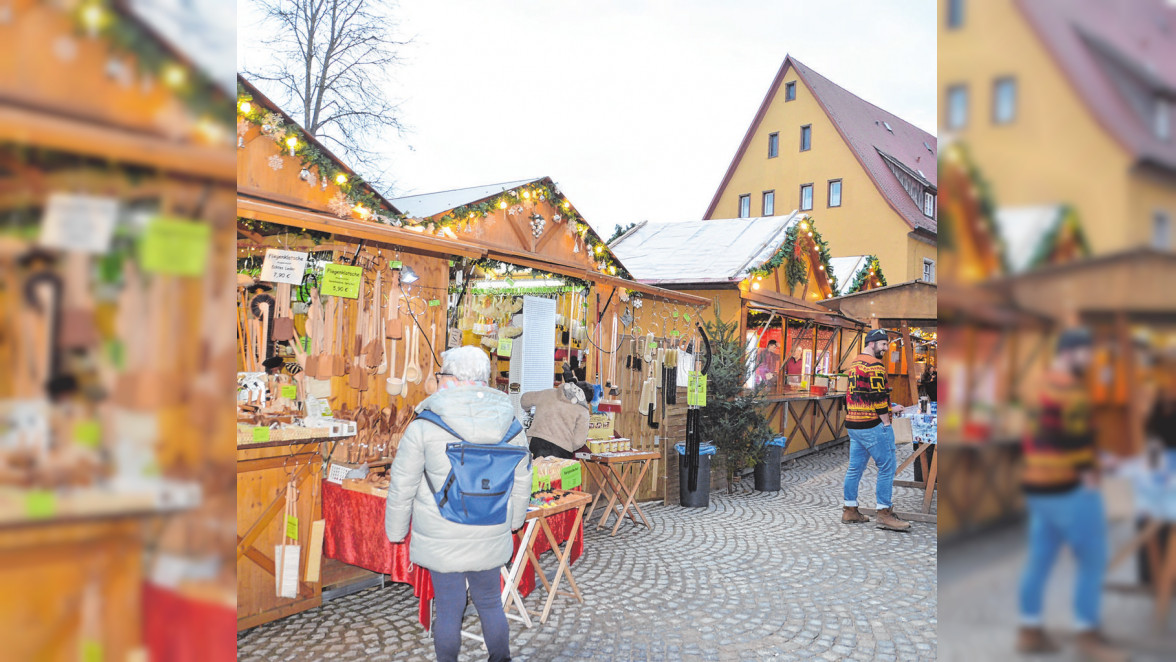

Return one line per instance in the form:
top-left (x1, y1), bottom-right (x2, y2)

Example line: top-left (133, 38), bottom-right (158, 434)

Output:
top-left (582, 451), bottom-right (658, 535)
top-left (322, 481), bottom-right (583, 629)
top-left (1107, 473), bottom-right (1176, 626)
top-left (861, 412), bottom-right (938, 524)
top-left (143, 582), bottom-right (236, 662)
top-left (515, 490), bottom-right (591, 624)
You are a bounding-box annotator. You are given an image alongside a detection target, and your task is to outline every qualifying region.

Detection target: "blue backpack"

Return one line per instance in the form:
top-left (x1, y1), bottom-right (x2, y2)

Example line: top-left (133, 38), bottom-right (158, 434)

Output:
top-left (416, 410), bottom-right (531, 526)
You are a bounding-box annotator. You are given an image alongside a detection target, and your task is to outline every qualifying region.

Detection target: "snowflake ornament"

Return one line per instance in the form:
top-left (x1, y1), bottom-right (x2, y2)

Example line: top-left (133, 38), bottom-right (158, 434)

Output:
top-left (267, 155), bottom-right (284, 171)
top-left (327, 192), bottom-right (351, 218)
top-left (508, 205), bottom-right (524, 216)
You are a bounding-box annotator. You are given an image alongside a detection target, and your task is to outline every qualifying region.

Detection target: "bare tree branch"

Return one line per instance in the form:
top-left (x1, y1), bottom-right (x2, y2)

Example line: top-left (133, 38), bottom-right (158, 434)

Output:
top-left (241, 0), bottom-right (410, 193)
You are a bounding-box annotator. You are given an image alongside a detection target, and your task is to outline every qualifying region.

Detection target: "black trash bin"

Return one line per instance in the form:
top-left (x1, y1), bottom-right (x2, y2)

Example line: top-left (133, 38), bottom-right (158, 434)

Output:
top-left (753, 437), bottom-right (787, 492)
top-left (675, 442), bottom-right (716, 508)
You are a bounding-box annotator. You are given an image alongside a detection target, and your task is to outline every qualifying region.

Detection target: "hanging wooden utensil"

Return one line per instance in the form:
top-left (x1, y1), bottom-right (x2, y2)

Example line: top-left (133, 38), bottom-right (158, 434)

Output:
top-left (403, 316), bottom-right (422, 384)
top-left (423, 319), bottom-right (439, 395)
top-left (349, 277), bottom-right (368, 391)
top-left (366, 269), bottom-right (384, 368)
top-left (331, 296), bottom-right (346, 377)
top-left (272, 282), bottom-right (295, 342)
top-left (386, 269), bottom-right (403, 339)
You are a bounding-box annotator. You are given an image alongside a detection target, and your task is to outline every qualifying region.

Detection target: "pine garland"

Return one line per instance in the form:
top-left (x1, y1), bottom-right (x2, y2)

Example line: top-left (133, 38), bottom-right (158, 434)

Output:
top-left (747, 217), bottom-right (837, 293)
top-left (845, 255), bottom-right (887, 294)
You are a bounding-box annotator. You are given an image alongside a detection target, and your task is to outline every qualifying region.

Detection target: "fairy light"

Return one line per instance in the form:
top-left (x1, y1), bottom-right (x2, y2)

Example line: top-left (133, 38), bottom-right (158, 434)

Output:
top-left (81, 3), bottom-right (107, 33)
top-left (499, 200), bottom-right (508, 209)
top-left (594, 245), bottom-right (603, 255)
top-left (608, 265), bottom-right (617, 275)
top-left (799, 221), bottom-right (808, 230)
top-left (522, 190), bottom-right (530, 199)
top-left (562, 201), bottom-right (570, 210)
top-left (239, 101), bottom-right (252, 114)
top-left (335, 173), bottom-right (348, 185)
top-left (163, 63), bottom-right (186, 88)
top-left (285, 135), bottom-right (298, 155)
top-left (354, 205), bottom-right (370, 218)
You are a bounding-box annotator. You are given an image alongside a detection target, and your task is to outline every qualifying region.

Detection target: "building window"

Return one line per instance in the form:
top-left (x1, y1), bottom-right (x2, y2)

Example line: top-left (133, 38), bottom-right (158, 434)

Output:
top-left (947, 0), bottom-right (965, 29)
top-left (993, 77), bottom-right (1016, 125)
top-left (800, 184), bottom-right (813, 211)
top-left (762, 191), bottom-right (775, 216)
top-left (1154, 211), bottom-right (1171, 249)
top-left (827, 179), bottom-right (842, 207)
top-left (923, 258), bottom-right (936, 283)
top-left (1157, 98), bottom-right (1172, 142)
top-left (785, 81), bottom-right (796, 101)
top-left (923, 191), bottom-right (936, 217)
top-left (768, 132), bottom-right (779, 158)
top-left (739, 194), bottom-right (751, 218)
top-left (947, 84), bottom-right (968, 130)
top-left (800, 125), bottom-right (812, 151)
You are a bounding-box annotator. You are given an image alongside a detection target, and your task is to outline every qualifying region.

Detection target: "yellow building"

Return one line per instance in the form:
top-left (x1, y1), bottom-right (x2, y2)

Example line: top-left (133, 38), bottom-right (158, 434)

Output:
top-left (705, 55), bottom-right (938, 282)
top-left (939, 0), bottom-right (1176, 254)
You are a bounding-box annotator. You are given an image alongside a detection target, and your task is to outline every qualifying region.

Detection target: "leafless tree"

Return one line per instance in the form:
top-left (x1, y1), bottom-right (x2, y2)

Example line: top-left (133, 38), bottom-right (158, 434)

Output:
top-left (243, 0), bottom-right (409, 192)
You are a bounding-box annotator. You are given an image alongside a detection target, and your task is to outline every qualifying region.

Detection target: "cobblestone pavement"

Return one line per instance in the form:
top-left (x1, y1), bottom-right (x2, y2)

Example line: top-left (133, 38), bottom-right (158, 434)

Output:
top-left (238, 442), bottom-right (937, 661)
top-left (940, 518), bottom-right (1176, 661)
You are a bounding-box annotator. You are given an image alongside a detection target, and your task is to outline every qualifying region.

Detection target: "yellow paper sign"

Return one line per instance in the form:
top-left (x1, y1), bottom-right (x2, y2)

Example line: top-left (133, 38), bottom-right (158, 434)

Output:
top-left (588, 412), bottom-right (615, 440)
top-left (280, 385), bottom-right (298, 399)
top-left (252, 426), bottom-right (271, 443)
top-left (73, 420), bottom-right (102, 449)
top-left (138, 217), bottom-right (211, 276)
top-left (428, 299), bottom-right (441, 307)
top-left (497, 337), bottom-right (513, 357)
top-left (321, 263), bottom-right (363, 298)
top-left (285, 515), bottom-right (299, 540)
top-left (81, 640), bottom-right (103, 662)
top-left (26, 490), bottom-right (57, 519)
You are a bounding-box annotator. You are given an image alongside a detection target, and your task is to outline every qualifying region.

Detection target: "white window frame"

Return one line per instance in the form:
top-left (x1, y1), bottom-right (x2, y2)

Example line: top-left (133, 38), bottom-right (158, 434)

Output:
top-left (923, 258), bottom-right (936, 283)
top-left (1154, 210), bottom-right (1171, 249)
top-left (947, 84), bottom-right (968, 130)
top-left (828, 179), bottom-right (842, 208)
top-left (800, 184), bottom-right (813, 212)
top-left (923, 191), bottom-right (936, 218)
top-left (738, 194), bottom-right (751, 218)
top-left (993, 77), bottom-right (1016, 125)
top-left (762, 190), bottom-right (775, 217)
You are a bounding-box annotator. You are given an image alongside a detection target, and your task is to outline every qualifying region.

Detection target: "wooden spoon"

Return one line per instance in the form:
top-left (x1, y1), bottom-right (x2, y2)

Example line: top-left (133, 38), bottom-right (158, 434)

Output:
top-left (403, 320), bottom-right (423, 384)
top-left (386, 270), bottom-right (403, 339)
top-left (424, 320), bottom-right (439, 395)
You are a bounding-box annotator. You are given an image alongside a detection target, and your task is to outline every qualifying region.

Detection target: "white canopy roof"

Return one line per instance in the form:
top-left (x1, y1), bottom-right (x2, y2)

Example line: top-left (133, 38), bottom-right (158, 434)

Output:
top-left (993, 205), bottom-right (1064, 273)
top-left (390, 178), bottom-right (541, 219)
top-left (829, 256), bottom-right (869, 295)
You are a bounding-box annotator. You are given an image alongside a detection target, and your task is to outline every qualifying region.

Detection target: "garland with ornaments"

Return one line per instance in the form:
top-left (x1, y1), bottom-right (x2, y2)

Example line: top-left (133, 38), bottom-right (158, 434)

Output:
top-left (747, 216), bottom-right (837, 295)
top-left (844, 255), bottom-right (886, 295)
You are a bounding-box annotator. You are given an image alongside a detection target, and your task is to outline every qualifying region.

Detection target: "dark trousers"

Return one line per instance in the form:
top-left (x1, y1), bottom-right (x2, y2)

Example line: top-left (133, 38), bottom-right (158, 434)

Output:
top-left (429, 568), bottom-right (510, 662)
top-left (529, 436), bottom-right (574, 459)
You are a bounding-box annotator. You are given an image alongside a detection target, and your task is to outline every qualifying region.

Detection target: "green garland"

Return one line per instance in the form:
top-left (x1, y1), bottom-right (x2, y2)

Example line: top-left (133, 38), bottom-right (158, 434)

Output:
top-left (1024, 205), bottom-right (1090, 271)
top-left (71, 2), bottom-right (233, 122)
top-left (939, 142), bottom-right (1007, 273)
top-left (748, 217), bottom-right (837, 293)
top-left (844, 255), bottom-right (887, 294)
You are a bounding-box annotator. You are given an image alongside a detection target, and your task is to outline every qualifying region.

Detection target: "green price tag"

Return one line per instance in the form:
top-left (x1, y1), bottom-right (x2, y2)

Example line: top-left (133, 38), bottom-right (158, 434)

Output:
top-left (391, 260), bottom-right (403, 269)
top-left (449, 260), bottom-right (455, 267)
top-left (497, 337), bottom-right (513, 357)
top-left (698, 375), bottom-right (707, 407)
top-left (81, 640), bottom-right (103, 662)
top-left (428, 299), bottom-right (441, 307)
top-left (26, 490), bottom-right (56, 519)
top-left (138, 217), bottom-right (211, 276)
top-left (671, 330), bottom-right (680, 337)
top-left (532, 472), bottom-right (540, 494)
top-left (505, 278), bottom-right (515, 286)
top-left (321, 263), bottom-right (363, 298)
top-left (560, 463), bottom-right (582, 490)
top-left (672, 310), bottom-right (679, 318)
top-left (684, 314), bottom-right (691, 322)
top-left (252, 426), bottom-right (271, 443)
top-left (280, 385), bottom-right (298, 399)
top-left (285, 515), bottom-right (299, 540)
top-left (73, 420), bottom-right (102, 449)
top-left (107, 339), bottom-right (124, 370)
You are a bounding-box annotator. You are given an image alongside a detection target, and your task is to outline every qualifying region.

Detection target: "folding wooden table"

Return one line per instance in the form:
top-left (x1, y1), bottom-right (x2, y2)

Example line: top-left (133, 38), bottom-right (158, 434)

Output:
top-left (505, 490), bottom-right (592, 625)
top-left (583, 451), bottom-right (658, 535)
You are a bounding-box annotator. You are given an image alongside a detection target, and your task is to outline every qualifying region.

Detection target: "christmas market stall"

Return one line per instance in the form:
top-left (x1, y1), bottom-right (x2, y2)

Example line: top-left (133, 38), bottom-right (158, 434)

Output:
top-left (1, 2), bottom-right (237, 660)
top-left (235, 76), bottom-right (708, 631)
top-left (610, 214), bottom-right (867, 496)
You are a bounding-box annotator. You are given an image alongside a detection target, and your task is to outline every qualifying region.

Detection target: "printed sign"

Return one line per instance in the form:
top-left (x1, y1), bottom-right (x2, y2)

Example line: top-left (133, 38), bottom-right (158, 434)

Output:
top-left (252, 426), bottom-right (271, 443)
top-left (321, 263), bottom-right (362, 298)
top-left (26, 490), bottom-right (57, 519)
top-left (73, 420), bottom-right (102, 449)
top-left (587, 412), bottom-right (615, 440)
top-left (39, 193), bottom-right (118, 254)
top-left (688, 372), bottom-right (708, 407)
top-left (285, 515), bottom-right (299, 540)
top-left (259, 249), bottom-right (309, 284)
top-left (560, 463), bottom-right (582, 490)
top-left (428, 299), bottom-right (441, 307)
top-left (280, 385), bottom-right (298, 400)
top-left (139, 217), bottom-right (211, 276)
top-left (497, 337), bottom-right (513, 357)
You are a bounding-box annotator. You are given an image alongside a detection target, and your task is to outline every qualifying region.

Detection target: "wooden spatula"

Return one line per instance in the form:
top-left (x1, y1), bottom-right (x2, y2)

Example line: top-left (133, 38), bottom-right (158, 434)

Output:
top-left (386, 270), bottom-right (403, 339)
top-left (272, 282), bottom-right (295, 341)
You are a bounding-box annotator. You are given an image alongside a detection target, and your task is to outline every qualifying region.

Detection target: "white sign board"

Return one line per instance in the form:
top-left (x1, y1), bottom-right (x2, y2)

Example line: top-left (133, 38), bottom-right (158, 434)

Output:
top-left (39, 193), bottom-right (118, 254)
top-left (259, 249), bottom-right (309, 284)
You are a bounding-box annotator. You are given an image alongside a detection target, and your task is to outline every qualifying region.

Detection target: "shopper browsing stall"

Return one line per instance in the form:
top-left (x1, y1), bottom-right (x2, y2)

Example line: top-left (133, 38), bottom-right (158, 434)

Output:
top-left (384, 346), bottom-right (532, 662)
top-left (841, 328), bottom-right (910, 532)
top-left (522, 381), bottom-right (592, 459)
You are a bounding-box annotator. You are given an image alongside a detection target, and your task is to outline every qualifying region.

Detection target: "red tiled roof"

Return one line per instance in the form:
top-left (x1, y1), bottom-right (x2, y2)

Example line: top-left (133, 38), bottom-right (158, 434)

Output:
top-left (705, 55), bottom-right (937, 234)
top-left (1015, 0), bottom-right (1176, 171)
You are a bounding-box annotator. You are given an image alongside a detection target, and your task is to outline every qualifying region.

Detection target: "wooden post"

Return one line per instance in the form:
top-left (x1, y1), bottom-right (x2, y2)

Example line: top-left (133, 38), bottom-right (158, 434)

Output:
top-left (1117, 312), bottom-right (1138, 456)
top-left (902, 321), bottom-right (918, 407)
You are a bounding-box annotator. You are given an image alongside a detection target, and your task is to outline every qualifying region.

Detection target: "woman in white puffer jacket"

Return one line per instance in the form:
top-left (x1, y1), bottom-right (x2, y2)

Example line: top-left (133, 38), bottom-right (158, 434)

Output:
top-left (385, 346), bottom-right (531, 662)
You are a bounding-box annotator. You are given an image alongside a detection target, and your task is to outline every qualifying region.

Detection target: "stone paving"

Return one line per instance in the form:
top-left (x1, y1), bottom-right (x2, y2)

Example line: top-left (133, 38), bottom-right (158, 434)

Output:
top-left (238, 442), bottom-right (937, 661)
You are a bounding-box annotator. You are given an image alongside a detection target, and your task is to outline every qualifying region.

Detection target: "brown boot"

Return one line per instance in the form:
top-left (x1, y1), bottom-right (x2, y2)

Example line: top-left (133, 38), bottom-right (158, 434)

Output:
top-left (875, 507), bottom-right (911, 531)
top-left (1075, 630), bottom-right (1129, 662)
top-left (841, 506), bottom-right (870, 524)
top-left (1015, 626), bottom-right (1060, 654)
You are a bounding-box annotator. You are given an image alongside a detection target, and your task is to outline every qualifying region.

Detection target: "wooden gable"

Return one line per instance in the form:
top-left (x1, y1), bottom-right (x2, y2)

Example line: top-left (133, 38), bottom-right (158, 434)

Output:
top-left (939, 142), bottom-right (1005, 283)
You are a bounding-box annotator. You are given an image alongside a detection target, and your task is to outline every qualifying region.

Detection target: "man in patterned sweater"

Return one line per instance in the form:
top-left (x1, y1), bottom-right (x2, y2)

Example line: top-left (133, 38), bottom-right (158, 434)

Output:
top-left (841, 328), bottom-right (910, 531)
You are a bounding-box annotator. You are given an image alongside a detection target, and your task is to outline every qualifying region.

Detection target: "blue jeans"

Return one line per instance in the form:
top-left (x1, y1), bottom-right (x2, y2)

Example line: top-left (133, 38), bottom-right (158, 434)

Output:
top-left (1019, 487), bottom-right (1108, 630)
top-left (430, 568), bottom-right (511, 662)
top-left (843, 424), bottom-right (897, 509)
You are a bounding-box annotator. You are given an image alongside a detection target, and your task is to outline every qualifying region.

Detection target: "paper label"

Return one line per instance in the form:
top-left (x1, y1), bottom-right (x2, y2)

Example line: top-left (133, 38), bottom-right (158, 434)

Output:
top-left (285, 515), bottom-right (299, 540)
top-left (326, 463), bottom-right (349, 485)
top-left (672, 310), bottom-right (679, 318)
top-left (39, 193), bottom-right (118, 254)
top-left (26, 490), bottom-right (56, 519)
top-left (688, 372), bottom-right (708, 407)
top-left (671, 330), bottom-right (680, 337)
top-left (73, 420), bottom-right (102, 449)
top-left (560, 463), bottom-right (582, 490)
top-left (280, 385), bottom-right (298, 399)
top-left (497, 337), bottom-right (513, 357)
top-left (321, 263), bottom-right (362, 298)
top-left (259, 249), bottom-right (309, 285)
top-left (428, 299), bottom-right (441, 307)
top-left (80, 640), bottom-right (103, 662)
top-left (391, 261), bottom-right (402, 269)
top-left (588, 412), bottom-right (615, 440)
top-left (252, 426), bottom-right (271, 443)
top-left (139, 217), bottom-right (211, 276)
top-left (684, 314), bottom-right (691, 322)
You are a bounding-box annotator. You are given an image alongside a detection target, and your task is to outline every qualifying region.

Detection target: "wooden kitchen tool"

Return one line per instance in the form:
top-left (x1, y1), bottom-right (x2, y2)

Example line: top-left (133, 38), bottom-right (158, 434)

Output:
top-left (272, 282), bottom-right (295, 341)
top-left (424, 319), bottom-right (439, 395)
top-left (386, 269), bottom-right (403, 339)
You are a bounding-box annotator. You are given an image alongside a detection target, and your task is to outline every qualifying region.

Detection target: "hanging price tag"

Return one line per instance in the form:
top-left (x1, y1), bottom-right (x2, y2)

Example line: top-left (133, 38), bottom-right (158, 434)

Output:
top-left (80, 640), bottom-right (103, 662)
top-left (280, 385), bottom-right (298, 399)
top-left (26, 490), bottom-right (57, 519)
top-left (285, 515), bottom-right (299, 540)
top-left (684, 314), bottom-right (691, 322)
top-left (428, 299), bottom-right (441, 307)
top-left (321, 263), bottom-right (362, 298)
top-left (697, 375), bottom-right (707, 407)
top-left (391, 260), bottom-right (403, 269)
top-left (671, 330), bottom-right (680, 337)
top-left (139, 216), bottom-right (211, 276)
top-left (497, 337), bottom-right (513, 357)
top-left (73, 420), bottom-right (102, 449)
top-left (252, 427), bottom-right (271, 443)
top-left (672, 310), bottom-right (679, 318)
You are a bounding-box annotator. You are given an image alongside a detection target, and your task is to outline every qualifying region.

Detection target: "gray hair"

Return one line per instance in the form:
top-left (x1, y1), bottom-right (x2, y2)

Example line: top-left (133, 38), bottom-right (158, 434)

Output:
top-left (440, 345), bottom-right (491, 383)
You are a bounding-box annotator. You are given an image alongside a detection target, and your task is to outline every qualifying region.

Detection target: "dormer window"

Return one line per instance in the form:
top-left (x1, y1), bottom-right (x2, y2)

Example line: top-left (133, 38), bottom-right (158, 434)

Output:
top-left (923, 191), bottom-right (936, 218)
top-left (1157, 98), bottom-right (1172, 141)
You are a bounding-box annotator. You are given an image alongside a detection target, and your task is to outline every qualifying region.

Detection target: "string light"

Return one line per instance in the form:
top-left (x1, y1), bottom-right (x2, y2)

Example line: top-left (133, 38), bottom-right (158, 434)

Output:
top-left (354, 205), bottom-right (370, 218)
top-left (499, 200), bottom-right (508, 209)
top-left (335, 173), bottom-right (348, 185)
top-left (81, 3), bottom-right (106, 33)
top-left (594, 245), bottom-right (604, 255)
top-left (163, 63), bottom-right (186, 88)
top-left (522, 190), bottom-right (530, 199)
top-left (752, 282), bottom-right (761, 290)
top-left (239, 101), bottom-right (252, 113)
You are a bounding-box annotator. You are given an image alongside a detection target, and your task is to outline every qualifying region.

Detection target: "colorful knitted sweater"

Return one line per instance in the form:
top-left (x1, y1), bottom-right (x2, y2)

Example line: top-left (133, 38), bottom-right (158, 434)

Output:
top-left (846, 354), bottom-right (891, 429)
top-left (1022, 372), bottom-right (1096, 494)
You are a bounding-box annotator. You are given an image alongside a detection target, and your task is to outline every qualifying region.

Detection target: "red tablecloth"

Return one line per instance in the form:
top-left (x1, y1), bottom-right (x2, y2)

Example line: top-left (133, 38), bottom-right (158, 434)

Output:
top-left (142, 583), bottom-right (236, 662)
top-left (322, 481), bottom-right (583, 629)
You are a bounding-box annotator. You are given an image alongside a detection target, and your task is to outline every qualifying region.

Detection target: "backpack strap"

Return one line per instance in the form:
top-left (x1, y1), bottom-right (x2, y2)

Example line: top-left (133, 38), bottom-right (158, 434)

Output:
top-left (415, 410), bottom-right (527, 497)
top-left (414, 410), bottom-right (467, 443)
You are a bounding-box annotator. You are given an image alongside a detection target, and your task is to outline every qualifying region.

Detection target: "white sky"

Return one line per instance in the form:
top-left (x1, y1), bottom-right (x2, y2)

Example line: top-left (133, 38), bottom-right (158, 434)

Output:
top-left (237, 0), bottom-right (936, 237)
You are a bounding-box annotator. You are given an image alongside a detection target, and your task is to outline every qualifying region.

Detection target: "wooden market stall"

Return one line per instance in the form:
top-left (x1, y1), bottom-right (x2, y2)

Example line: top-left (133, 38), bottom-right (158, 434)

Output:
top-left (0, 2), bottom-right (237, 659)
top-left (234, 77), bottom-right (708, 628)
top-left (610, 214), bottom-right (867, 492)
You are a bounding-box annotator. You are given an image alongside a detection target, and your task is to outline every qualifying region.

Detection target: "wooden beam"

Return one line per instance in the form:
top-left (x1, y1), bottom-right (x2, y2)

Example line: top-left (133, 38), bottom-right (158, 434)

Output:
top-left (901, 321), bottom-right (918, 407)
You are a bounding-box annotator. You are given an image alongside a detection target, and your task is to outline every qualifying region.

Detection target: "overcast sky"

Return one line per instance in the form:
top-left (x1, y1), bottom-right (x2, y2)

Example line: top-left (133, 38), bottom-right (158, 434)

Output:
top-left (237, 0), bottom-right (936, 237)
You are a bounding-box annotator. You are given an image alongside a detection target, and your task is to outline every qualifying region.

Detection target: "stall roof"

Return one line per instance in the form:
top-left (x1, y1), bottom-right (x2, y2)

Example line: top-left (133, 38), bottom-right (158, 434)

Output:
top-left (609, 213), bottom-right (805, 285)
top-left (820, 279), bottom-right (937, 327)
top-left (830, 256), bottom-right (869, 296)
top-left (390, 179), bottom-right (542, 219)
top-left (993, 205), bottom-right (1089, 273)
